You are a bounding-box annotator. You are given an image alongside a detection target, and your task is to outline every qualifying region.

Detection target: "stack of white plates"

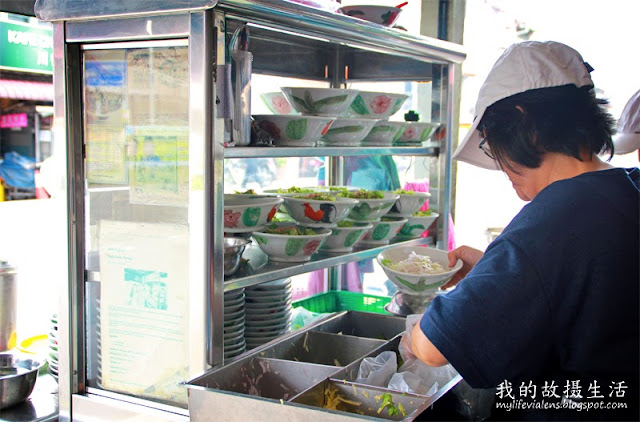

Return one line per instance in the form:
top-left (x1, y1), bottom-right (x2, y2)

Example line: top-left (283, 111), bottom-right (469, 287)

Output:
top-left (244, 278), bottom-right (292, 350)
top-left (48, 313), bottom-right (59, 381)
top-left (224, 288), bottom-right (246, 359)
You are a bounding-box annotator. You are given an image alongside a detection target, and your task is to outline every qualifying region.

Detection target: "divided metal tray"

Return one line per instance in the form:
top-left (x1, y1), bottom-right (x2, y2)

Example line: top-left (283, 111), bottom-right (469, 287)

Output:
top-left (187, 311), bottom-right (462, 421)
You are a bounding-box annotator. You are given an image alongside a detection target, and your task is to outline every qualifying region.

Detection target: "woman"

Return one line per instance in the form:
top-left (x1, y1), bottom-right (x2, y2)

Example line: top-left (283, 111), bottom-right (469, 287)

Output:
top-left (408, 41), bottom-right (639, 420)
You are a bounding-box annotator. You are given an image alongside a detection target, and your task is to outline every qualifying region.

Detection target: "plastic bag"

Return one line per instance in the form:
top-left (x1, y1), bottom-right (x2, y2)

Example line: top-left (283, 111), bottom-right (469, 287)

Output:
top-left (289, 306), bottom-right (329, 330)
top-left (388, 361), bottom-right (458, 397)
top-left (398, 313), bottom-right (422, 362)
top-left (356, 351), bottom-right (397, 387)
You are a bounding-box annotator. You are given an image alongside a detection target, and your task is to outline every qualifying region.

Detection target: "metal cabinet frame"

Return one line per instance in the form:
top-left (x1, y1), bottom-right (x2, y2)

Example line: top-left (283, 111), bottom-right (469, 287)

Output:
top-left (36, 1), bottom-right (465, 420)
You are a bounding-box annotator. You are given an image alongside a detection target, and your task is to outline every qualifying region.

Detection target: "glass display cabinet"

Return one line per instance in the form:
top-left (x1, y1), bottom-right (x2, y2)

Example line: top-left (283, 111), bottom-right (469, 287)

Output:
top-left (35, 0), bottom-right (465, 420)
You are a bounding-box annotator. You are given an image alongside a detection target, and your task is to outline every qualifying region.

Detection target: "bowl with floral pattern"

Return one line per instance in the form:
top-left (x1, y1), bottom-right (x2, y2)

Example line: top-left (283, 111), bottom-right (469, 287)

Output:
top-left (260, 92), bottom-right (298, 115)
top-left (386, 189), bottom-right (431, 217)
top-left (361, 121), bottom-right (406, 146)
top-left (224, 194), bottom-right (284, 234)
top-left (319, 117), bottom-right (379, 146)
top-left (320, 220), bottom-right (373, 253)
top-left (395, 122), bottom-right (440, 145)
top-left (253, 115), bottom-right (334, 147)
top-left (345, 91), bottom-right (408, 120)
top-left (280, 87), bottom-right (361, 117)
top-left (282, 193), bottom-right (360, 228)
top-left (357, 216), bottom-right (408, 246)
top-left (393, 211), bottom-right (440, 240)
top-left (340, 5), bottom-right (403, 27)
top-left (338, 190), bottom-right (399, 223)
top-left (251, 223), bottom-right (331, 262)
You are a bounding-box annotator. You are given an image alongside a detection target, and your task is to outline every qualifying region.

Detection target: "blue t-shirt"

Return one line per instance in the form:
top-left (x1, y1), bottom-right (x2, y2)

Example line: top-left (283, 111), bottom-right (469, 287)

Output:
top-left (420, 167), bottom-right (639, 417)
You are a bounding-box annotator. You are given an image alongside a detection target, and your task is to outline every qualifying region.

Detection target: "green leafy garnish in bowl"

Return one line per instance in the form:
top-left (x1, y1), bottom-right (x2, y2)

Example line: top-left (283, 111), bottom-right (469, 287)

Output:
top-left (292, 193), bottom-right (336, 201)
top-left (337, 189), bottom-right (384, 199)
top-left (393, 188), bottom-right (415, 195)
top-left (413, 210), bottom-right (433, 216)
top-left (337, 220), bottom-right (356, 228)
top-left (264, 225), bottom-right (318, 235)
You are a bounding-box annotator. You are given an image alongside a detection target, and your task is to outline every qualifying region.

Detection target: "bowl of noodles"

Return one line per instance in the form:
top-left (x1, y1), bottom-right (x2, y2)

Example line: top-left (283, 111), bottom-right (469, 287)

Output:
top-left (376, 246), bottom-right (462, 296)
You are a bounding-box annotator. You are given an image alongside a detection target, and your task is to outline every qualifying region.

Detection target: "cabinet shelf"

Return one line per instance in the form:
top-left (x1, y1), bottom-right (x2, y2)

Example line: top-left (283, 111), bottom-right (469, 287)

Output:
top-left (223, 143), bottom-right (440, 158)
top-left (223, 236), bottom-right (433, 291)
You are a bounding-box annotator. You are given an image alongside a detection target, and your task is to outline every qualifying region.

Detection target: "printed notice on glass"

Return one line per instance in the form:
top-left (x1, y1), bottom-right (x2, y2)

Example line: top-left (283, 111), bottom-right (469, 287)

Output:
top-left (99, 220), bottom-right (189, 405)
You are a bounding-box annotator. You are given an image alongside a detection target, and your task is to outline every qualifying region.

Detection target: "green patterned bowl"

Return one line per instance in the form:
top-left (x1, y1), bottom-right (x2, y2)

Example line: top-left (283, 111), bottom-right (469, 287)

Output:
top-left (282, 195), bottom-right (360, 228)
top-left (253, 115), bottom-right (335, 147)
top-left (224, 194), bottom-right (284, 234)
top-left (281, 87), bottom-right (360, 117)
top-left (357, 216), bottom-right (407, 246)
top-left (396, 122), bottom-right (440, 144)
top-left (319, 117), bottom-right (379, 146)
top-left (344, 191), bottom-right (399, 223)
top-left (345, 91), bottom-right (408, 120)
top-left (320, 222), bottom-right (373, 253)
top-left (251, 224), bottom-right (331, 262)
top-left (377, 246), bottom-right (462, 296)
top-left (361, 121), bottom-right (407, 146)
top-left (387, 192), bottom-right (431, 217)
top-left (393, 212), bottom-right (440, 240)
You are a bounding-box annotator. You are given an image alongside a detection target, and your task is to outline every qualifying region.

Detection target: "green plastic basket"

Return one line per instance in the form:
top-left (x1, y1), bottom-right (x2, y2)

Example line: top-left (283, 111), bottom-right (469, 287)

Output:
top-left (292, 291), bottom-right (391, 314)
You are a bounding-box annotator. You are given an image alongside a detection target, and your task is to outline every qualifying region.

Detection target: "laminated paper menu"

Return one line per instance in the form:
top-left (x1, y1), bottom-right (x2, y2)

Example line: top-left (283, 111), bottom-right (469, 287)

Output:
top-left (99, 220), bottom-right (189, 404)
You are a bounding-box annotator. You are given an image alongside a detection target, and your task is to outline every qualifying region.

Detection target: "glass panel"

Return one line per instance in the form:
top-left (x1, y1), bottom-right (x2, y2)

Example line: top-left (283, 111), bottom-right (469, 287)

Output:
top-left (82, 45), bottom-right (191, 406)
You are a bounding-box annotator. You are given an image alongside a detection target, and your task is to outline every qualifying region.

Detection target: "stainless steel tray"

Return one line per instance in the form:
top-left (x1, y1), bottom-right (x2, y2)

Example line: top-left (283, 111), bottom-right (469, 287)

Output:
top-left (187, 311), bottom-right (462, 421)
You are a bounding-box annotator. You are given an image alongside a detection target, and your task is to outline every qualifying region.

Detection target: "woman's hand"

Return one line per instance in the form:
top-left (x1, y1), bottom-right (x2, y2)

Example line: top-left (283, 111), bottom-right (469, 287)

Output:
top-left (441, 246), bottom-right (484, 290)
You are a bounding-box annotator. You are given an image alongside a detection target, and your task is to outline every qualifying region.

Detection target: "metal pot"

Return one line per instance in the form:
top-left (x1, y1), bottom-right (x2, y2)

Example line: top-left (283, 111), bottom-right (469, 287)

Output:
top-left (0, 352), bottom-right (44, 409)
top-left (0, 261), bottom-right (17, 352)
top-left (223, 237), bottom-right (250, 277)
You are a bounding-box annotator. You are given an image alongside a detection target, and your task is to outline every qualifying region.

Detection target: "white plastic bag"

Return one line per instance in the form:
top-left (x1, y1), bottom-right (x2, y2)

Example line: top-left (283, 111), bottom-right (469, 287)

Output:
top-left (388, 360), bottom-right (459, 396)
top-left (398, 314), bottom-right (422, 362)
top-left (356, 351), bottom-right (397, 387)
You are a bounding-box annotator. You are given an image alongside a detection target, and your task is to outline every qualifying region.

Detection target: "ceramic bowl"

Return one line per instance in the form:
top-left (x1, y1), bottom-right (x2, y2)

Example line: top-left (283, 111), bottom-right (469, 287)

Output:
top-left (320, 222), bottom-right (373, 253)
top-left (357, 216), bottom-right (407, 246)
top-left (340, 5), bottom-right (403, 27)
top-left (251, 225), bottom-right (331, 262)
top-left (377, 246), bottom-right (462, 295)
top-left (252, 115), bottom-right (334, 147)
top-left (346, 91), bottom-right (408, 120)
top-left (282, 194), bottom-right (359, 228)
top-left (319, 117), bottom-right (379, 146)
top-left (280, 87), bottom-right (360, 117)
top-left (340, 191), bottom-right (399, 223)
top-left (223, 194), bottom-right (284, 233)
top-left (361, 121), bottom-right (406, 146)
top-left (396, 122), bottom-right (440, 144)
top-left (387, 191), bottom-right (431, 217)
top-left (394, 212), bottom-right (440, 240)
top-left (259, 92), bottom-right (297, 115)
top-left (223, 237), bottom-right (250, 277)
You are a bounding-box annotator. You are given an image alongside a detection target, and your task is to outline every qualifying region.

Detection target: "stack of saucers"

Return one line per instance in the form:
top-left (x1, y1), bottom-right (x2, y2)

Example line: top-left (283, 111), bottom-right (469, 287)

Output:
top-left (244, 278), bottom-right (292, 350)
top-left (48, 313), bottom-right (59, 381)
top-left (224, 288), bottom-right (246, 359)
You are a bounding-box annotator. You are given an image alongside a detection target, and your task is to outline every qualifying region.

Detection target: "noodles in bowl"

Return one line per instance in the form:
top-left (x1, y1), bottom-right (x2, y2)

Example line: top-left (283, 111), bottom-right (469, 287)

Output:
top-left (377, 246), bottom-right (462, 296)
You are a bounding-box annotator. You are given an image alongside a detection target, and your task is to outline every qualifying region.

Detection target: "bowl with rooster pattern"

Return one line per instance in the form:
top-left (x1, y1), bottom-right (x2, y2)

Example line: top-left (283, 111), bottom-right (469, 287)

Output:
top-left (281, 193), bottom-right (360, 228)
top-left (224, 194), bottom-right (284, 234)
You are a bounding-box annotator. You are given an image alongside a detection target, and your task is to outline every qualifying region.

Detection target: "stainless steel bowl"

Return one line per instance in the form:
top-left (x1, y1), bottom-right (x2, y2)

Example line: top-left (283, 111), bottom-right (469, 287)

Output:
top-left (224, 237), bottom-right (250, 277)
top-left (0, 352), bottom-right (44, 409)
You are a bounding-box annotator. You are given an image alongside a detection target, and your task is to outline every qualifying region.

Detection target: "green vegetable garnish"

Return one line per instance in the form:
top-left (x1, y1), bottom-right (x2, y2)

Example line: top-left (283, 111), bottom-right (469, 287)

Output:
top-left (393, 188), bottom-right (415, 195)
top-left (328, 186), bottom-right (349, 192)
top-left (380, 259), bottom-right (393, 267)
top-left (413, 210), bottom-right (433, 216)
top-left (292, 193), bottom-right (336, 201)
top-left (337, 189), bottom-right (384, 199)
top-left (337, 220), bottom-right (355, 227)
top-left (264, 225), bottom-right (317, 235)
top-left (377, 393), bottom-right (401, 416)
top-left (235, 189), bottom-right (257, 194)
top-left (277, 186), bottom-right (316, 193)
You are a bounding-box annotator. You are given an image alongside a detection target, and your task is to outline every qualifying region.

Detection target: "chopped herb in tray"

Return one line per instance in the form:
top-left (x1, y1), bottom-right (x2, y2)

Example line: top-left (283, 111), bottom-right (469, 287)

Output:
top-left (264, 225), bottom-right (318, 236)
top-left (337, 189), bottom-right (384, 199)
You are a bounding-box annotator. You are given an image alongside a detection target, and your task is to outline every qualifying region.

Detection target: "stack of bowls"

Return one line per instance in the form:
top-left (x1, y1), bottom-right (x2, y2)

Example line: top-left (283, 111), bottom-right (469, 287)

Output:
top-left (386, 190), bottom-right (438, 240)
top-left (224, 289), bottom-right (246, 359)
top-left (244, 279), bottom-right (292, 350)
top-left (48, 313), bottom-right (59, 381)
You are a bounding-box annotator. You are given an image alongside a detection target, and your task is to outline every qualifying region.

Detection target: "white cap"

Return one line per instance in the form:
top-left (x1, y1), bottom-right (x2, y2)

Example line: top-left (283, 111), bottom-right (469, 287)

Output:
top-left (613, 90), bottom-right (640, 155)
top-left (454, 41), bottom-right (594, 170)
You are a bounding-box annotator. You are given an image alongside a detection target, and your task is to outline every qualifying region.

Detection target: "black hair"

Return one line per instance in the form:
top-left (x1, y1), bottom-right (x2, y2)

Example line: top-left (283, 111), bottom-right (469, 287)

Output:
top-left (477, 84), bottom-right (615, 172)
